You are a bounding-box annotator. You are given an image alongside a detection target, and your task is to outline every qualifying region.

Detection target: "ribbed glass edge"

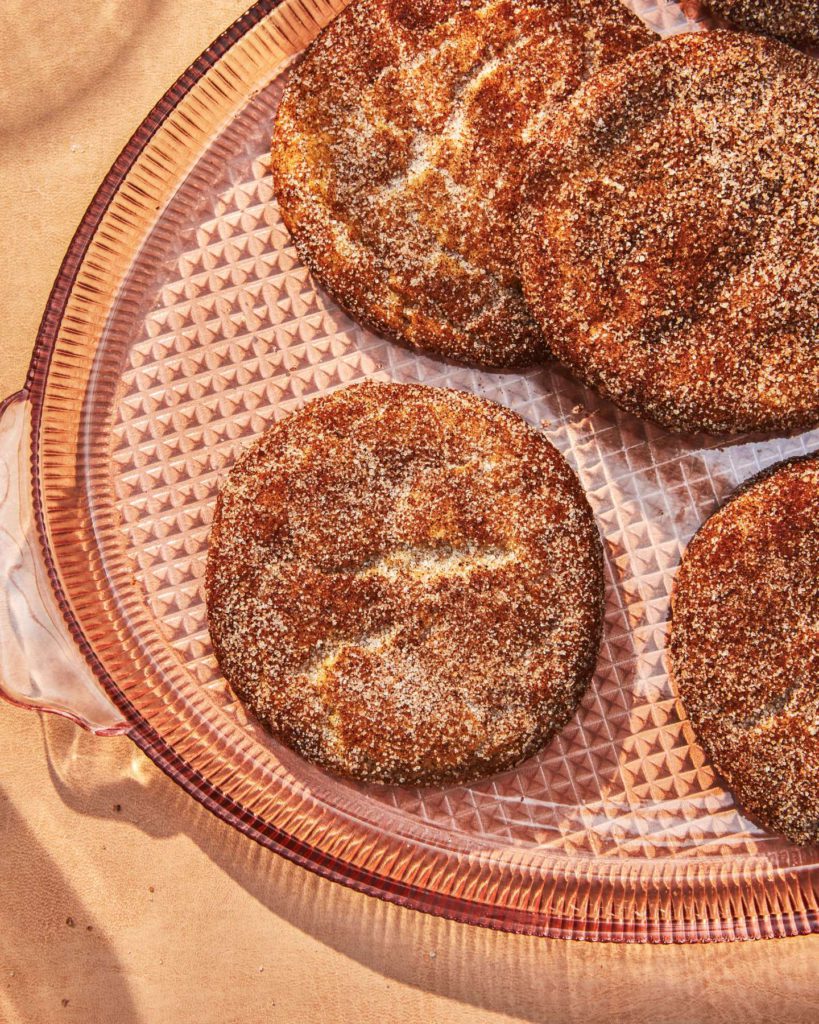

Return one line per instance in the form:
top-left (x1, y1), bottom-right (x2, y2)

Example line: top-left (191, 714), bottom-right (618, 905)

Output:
top-left (17, 0), bottom-right (819, 941)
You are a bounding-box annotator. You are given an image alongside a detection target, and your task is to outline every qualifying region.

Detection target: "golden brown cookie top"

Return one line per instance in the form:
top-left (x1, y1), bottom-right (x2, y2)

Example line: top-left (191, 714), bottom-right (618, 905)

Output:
top-left (206, 382), bottom-right (604, 785)
top-left (519, 30), bottom-right (819, 435)
top-left (670, 454), bottom-right (819, 844)
top-left (271, 0), bottom-right (653, 369)
top-left (707, 0), bottom-right (819, 48)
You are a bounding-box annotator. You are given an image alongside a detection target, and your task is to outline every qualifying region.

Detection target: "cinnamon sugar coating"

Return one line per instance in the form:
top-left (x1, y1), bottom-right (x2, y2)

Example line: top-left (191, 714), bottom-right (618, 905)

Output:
top-left (271, 0), bottom-right (652, 369)
top-left (708, 0), bottom-right (819, 48)
top-left (670, 455), bottom-right (819, 844)
top-left (519, 31), bottom-right (819, 435)
top-left (206, 382), bottom-right (604, 785)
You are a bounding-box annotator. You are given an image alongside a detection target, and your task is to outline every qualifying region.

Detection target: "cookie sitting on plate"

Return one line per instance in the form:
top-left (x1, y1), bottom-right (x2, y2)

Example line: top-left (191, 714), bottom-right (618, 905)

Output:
top-left (206, 382), bottom-right (604, 786)
top-left (670, 454), bottom-right (819, 845)
top-left (271, 0), bottom-right (652, 369)
top-left (519, 30), bottom-right (819, 435)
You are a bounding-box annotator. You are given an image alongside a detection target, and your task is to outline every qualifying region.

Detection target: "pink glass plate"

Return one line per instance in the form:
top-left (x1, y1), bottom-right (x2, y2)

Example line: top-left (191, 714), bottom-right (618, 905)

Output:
top-left (1, 0), bottom-right (817, 942)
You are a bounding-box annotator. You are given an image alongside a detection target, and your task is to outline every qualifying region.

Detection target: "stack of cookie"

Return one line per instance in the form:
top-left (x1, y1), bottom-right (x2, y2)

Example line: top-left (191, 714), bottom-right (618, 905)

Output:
top-left (271, 0), bottom-right (818, 437)
top-left (205, 1), bottom-right (818, 846)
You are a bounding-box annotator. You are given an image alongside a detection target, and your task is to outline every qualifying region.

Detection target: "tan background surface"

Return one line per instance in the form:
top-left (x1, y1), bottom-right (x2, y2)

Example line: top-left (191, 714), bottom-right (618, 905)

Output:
top-left (0, 3), bottom-right (816, 1022)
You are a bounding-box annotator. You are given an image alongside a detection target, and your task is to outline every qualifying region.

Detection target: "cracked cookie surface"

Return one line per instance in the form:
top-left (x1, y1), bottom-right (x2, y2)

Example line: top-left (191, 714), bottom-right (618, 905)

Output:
top-left (670, 454), bottom-right (819, 844)
top-left (519, 31), bottom-right (819, 435)
top-left (271, 0), bottom-right (652, 369)
top-left (206, 382), bottom-right (604, 785)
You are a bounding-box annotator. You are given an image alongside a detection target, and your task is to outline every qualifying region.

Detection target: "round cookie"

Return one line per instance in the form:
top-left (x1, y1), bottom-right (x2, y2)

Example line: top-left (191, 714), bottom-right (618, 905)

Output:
top-left (271, 0), bottom-right (653, 369)
top-left (706, 0), bottom-right (819, 49)
top-left (670, 454), bottom-right (819, 844)
top-left (519, 31), bottom-right (819, 435)
top-left (206, 382), bottom-right (604, 786)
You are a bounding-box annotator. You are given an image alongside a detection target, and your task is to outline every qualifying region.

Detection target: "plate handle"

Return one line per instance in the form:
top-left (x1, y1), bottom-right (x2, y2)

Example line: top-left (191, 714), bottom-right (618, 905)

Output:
top-left (0, 391), bottom-right (128, 735)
